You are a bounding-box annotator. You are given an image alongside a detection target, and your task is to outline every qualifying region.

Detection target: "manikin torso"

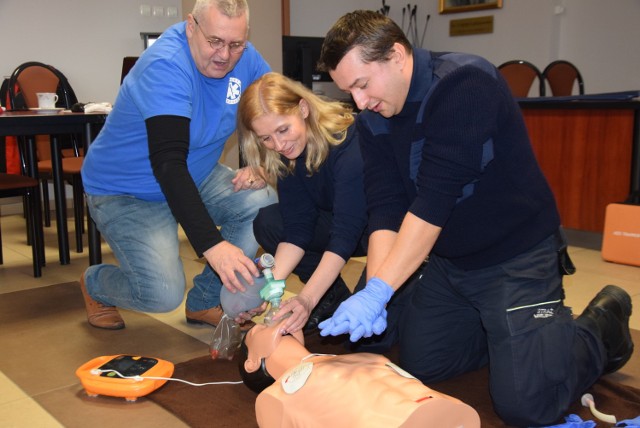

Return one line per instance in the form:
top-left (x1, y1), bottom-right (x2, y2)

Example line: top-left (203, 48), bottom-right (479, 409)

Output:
top-left (244, 323), bottom-right (480, 428)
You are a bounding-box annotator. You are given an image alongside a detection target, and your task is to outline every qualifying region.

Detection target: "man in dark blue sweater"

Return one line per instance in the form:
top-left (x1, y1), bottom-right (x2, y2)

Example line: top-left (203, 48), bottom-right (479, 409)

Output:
top-left (316, 10), bottom-right (633, 426)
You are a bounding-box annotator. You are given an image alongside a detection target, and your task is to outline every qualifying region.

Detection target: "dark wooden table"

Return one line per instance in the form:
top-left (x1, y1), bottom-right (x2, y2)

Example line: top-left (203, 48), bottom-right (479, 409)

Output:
top-left (0, 110), bottom-right (106, 265)
top-left (519, 97), bottom-right (640, 232)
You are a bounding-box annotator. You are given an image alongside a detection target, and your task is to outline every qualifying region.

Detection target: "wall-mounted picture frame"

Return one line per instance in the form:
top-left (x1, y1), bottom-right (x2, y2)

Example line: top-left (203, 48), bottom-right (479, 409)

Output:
top-left (439, 0), bottom-right (503, 14)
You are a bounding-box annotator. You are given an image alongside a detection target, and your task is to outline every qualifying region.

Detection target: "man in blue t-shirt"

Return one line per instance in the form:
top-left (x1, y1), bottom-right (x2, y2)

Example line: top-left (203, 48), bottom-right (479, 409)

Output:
top-left (316, 10), bottom-right (633, 426)
top-left (80, 0), bottom-right (276, 331)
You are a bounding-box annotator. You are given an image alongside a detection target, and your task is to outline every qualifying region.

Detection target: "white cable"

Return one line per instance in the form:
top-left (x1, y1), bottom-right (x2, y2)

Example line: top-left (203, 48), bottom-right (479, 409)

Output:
top-left (94, 369), bottom-right (244, 386)
top-left (581, 393), bottom-right (617, 424)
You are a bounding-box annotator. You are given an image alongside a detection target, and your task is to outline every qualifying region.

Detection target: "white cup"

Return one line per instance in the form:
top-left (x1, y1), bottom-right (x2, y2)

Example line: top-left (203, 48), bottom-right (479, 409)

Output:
top-left (36, 92), bottom-right (59, 109)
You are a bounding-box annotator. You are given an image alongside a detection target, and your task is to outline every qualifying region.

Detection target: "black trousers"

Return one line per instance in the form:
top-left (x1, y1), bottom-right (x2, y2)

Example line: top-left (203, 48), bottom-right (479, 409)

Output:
top-left (252, 203), bottom-right (367, 284)
top-left (399, 232), bottom-right (602, 426)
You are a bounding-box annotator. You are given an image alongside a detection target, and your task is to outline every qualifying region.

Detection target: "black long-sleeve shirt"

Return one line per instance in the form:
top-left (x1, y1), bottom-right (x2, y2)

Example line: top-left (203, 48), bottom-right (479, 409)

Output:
top-left (277, 125), bottom-right (367, 261)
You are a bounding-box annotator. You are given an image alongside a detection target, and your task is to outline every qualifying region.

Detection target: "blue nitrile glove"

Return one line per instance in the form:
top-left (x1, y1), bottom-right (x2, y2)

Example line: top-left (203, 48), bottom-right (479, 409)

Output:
top-left (534, 414), bottom-right (596, 428)
top-left (617, 416), bottom-right (640, 427)
top-left (318, 277), bottom-right (394, 342)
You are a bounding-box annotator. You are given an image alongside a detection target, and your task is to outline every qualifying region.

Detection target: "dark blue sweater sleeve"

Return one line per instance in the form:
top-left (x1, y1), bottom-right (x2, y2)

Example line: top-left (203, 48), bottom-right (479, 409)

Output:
top-left (278, 126), bottom-right (367, 261)
top-left (411, 65), bottom-right (503, 227)
top-left (278, 169), bottom-right (318, 250)
top-left (324, 129), bottom-right (367, 259)
top-left (356, 115), bottom-right (411, 234)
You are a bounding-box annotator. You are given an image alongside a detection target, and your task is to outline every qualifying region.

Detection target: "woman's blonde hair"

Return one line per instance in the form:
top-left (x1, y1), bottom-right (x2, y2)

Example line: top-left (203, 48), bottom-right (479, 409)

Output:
top-left (238, 72), bottom-right (354, 180)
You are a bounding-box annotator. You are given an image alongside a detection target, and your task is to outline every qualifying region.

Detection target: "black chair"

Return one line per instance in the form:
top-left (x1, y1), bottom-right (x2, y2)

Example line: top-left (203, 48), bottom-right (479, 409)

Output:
top-left (121, 56), bottom-right (139, 84)
top-left (542, 60), bottom-right (585, 96)
top-left (0, 173), bottom-right (45, 277)
top-left (497, 60), bottom-right (545, 97)
top-left (8, 61), bottom-right (85, 254)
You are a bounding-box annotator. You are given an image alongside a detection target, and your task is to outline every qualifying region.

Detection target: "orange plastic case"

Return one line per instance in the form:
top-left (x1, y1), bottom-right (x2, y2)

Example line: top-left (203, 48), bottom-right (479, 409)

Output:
top-left (76, 355), bottom-right (174, 402)
top-left (602, 203), bottom-right (640, 267)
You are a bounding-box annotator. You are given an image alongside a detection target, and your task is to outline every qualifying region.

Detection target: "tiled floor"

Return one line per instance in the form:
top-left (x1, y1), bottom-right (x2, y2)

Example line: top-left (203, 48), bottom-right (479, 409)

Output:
top-left (0, 209), bottom-right (638, 427)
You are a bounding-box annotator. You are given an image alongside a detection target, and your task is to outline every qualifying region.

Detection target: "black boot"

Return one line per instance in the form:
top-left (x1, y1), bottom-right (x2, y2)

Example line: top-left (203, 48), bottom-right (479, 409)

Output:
top-left (304, 277), bottom-right (351, 332)
top-left (576, 284), bottom-right (634, 374)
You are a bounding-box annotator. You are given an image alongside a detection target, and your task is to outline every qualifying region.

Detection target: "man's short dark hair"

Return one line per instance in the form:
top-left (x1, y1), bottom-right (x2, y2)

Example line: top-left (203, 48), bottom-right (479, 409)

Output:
top-left (318, 10), bottom-right (412, 72)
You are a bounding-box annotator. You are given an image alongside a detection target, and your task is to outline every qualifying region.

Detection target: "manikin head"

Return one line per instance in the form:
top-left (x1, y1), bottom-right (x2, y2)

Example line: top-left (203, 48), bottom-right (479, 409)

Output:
top-left (238, 319), bottom-right (305, 393)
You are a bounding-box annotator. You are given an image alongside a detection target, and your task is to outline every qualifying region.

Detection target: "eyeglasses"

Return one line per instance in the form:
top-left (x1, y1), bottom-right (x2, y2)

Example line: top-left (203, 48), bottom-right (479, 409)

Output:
top-left (193, 17), bottom-right (247, 54)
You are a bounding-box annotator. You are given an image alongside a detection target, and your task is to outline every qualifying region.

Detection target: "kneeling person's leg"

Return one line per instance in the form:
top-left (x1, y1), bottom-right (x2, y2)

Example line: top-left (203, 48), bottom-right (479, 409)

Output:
top-left (189, 164), bottom-right (277, 313)
top-left (85, 194), bottom-right (186, 313)
top-left (399, 256), bottom-right (489, 383)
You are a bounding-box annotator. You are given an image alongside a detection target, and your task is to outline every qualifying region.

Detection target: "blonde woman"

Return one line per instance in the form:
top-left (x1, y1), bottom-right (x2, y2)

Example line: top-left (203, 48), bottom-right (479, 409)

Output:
top-left (238, 72), bottom-right (367, 334)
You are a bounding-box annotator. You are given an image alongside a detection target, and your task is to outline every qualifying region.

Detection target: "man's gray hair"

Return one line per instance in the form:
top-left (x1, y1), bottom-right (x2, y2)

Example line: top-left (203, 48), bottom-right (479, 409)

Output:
top-left (192, 0), bottom-right (249, 22)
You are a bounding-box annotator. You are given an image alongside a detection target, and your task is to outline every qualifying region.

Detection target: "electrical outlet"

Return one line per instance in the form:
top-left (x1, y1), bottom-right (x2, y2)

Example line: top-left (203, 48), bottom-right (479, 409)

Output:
top-left (152, 6), bottom-right (164, 17)
top-left (140, 4), bottom-right (151, 16)
top-left (166, 6), bottom-right (178, 18)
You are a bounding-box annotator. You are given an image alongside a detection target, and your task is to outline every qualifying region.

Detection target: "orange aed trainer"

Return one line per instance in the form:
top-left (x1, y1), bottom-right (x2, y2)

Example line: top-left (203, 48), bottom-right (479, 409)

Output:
top-left (601, 203), bottom-right (640, 267)
top-left (76, 355), bottom-right (174, 402)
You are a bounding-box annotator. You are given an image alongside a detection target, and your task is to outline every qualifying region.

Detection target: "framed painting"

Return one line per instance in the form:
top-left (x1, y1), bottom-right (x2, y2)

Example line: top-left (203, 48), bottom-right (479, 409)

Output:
top-left (439, 0), bottom-right (503, 14)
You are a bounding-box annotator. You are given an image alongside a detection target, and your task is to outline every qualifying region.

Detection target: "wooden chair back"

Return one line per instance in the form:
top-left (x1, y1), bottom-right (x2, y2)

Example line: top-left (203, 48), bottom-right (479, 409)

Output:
top-left (497, 60), bottom-right (545, 97)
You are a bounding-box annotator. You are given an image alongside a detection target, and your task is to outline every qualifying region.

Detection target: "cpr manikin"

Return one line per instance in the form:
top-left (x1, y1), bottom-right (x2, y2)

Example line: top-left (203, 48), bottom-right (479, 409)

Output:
top-left (239, 319), bottom-right (480, 428)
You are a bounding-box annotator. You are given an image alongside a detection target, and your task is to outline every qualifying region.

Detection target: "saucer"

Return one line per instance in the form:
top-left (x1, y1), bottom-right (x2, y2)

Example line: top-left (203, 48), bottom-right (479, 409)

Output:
top-left (28, 107), bottom-right (65, 114)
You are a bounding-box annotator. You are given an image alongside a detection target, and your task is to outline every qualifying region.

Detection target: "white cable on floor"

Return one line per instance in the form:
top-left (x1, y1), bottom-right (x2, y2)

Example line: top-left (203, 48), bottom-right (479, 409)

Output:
top-left (91, 369), bottom-right (244, 386)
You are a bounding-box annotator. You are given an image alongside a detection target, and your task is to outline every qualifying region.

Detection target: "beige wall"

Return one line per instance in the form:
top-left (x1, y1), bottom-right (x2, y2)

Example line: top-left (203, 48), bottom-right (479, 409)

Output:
top-left (182, 0), bottom-right (194, 17)
top-left (1, 0), bottom-right (183, 105)
top-left (289, 0), bottom-right (640, 94)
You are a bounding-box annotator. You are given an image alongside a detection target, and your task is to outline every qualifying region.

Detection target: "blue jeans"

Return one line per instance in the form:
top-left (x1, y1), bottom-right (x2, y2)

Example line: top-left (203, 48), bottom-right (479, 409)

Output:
top-left (84, 163), bottom-right (277, 313)
top-left (398, 232), bottom-right (604, 426)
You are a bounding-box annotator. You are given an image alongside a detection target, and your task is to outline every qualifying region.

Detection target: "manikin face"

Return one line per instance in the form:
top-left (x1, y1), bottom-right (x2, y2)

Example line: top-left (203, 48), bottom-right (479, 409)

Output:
top-left (243, 319), bottom-right (305, 375)
top-left (330, 45), bottom-right (410, 118)
top-left (186, 8), bottom-right (248, 78)
top-left (250, 100), bottom-right (310, 159)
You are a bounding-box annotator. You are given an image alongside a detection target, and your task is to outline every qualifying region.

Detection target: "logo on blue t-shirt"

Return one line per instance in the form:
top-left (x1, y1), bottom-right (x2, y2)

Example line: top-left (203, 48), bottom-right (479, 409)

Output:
top-left (226, 77), bottom-right (241, 104)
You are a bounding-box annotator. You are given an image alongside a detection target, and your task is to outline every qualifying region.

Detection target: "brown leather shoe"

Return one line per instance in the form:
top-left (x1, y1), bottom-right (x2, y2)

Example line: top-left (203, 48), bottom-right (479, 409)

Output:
top-left (80, 274), bottom-right (125, 330)
top-left (186, 305), bottom-right (254, 331)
